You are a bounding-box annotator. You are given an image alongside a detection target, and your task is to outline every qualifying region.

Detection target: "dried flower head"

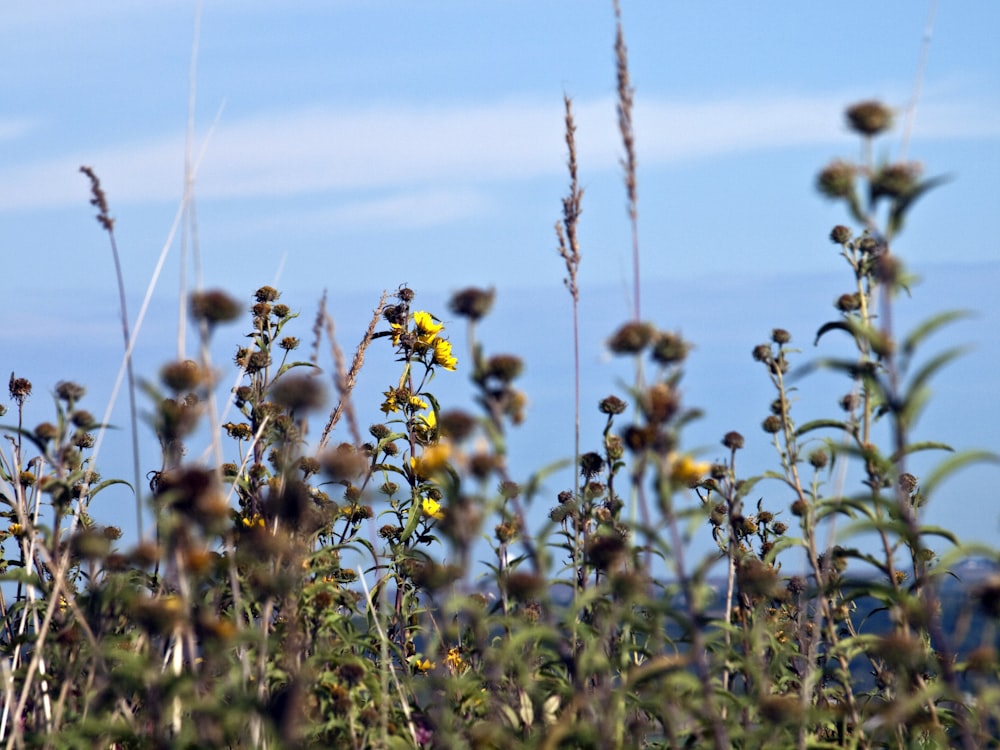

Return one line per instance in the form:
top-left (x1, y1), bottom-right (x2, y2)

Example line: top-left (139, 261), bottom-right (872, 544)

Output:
top-left (607, 321), bottom-right (655, 354)
top-left (270, 374), bottom-right (326, 413)
top-left (255, 286), bottom-right (280, 303)
top-left (449, 287), bottom-right (495, 321)
top-left (722, 431), bottom-right (745, 450)
top-left (830, 225), bottom-right (853, 244)
top-left (160, 360), bottom-right (206, 393)
top-left (55, 381), bottom-right (86, 404)
top-left (845, 100), bottom-right (894, 137)
top-left (190, 289), bottom-right (242, 327)
top-left (871, 162), bottom-right (923, 201)
top-left (599, 395), bottom-right (627, 415)
top-left (816, 160), bottom-right (856, 200)
top-left (8, 374), bottom-right (31, 405)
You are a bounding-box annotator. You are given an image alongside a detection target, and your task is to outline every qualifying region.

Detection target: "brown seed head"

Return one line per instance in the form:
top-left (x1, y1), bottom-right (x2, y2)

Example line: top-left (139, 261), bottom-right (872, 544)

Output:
top-left (448, 286), bottom-right (495, 321)
top-left (722, 431), bottom-right (744, 450)
top-left (190, 289), bottom-right (242, 326)
top-left (816, 160), bottom-right (856, 200)
top-left (845, 100), bottom-right (894, 137)
top-left (829, 225), bottom-right (853, 244)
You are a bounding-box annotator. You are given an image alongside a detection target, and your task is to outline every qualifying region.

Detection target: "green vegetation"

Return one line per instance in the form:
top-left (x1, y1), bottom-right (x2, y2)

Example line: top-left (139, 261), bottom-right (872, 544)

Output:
top-left (1, 21), bottom-right (998, 750)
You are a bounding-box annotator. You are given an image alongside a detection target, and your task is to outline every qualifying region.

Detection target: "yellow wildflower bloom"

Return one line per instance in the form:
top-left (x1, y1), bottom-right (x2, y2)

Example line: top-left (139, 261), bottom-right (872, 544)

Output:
top-left (413, 311), bottom-right (444, 345)
top-left (413, 657), bottom-right (435, 673)
top-left (444, 647), bottom-right (464, 674)
top-left (424, 408), bottom-right (437, 428)
top-left (432, 338), bottom-right (458, 371)
top-left (421, 496), bottom-right (444, 520)
top-left (410, 443), bottom-right (451, 480)
top-left (668, 453), bottom-right (711, 486)
top-left (389, 322), bottom-right (404, 347)
top-left (380, 387), bottom-right (400, 414)
top-left (408, 395), bottom-right (429, 411)
top-left (241, 514), bottom-right (265, 529)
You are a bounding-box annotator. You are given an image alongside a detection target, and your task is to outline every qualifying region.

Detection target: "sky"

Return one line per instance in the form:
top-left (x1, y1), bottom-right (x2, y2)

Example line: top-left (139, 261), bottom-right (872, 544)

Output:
top-left (2, 1), bottom-right (999, 566)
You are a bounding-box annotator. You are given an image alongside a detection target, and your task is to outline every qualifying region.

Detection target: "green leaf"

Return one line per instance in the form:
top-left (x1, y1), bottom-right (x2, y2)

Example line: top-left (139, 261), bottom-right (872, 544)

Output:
top-left (902, 310), bottom-right (974, 360)
top-left (887, 174), bottom-right (951, 239)
top-left (794, 419), bottom-right (853, 438)
top-left (889, 441), bottom-right (953, 463)
top-left (921, 449), bottom-right (1000, 499)
top-left (813, 320), bottom-right (853, 347)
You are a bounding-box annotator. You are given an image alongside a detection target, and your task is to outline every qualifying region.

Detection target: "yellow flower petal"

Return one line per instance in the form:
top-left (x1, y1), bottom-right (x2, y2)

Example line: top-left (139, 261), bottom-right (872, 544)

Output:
top-left (432, 338), bottom-right (458, 371)
top-left (669, 454), bottom-right (711, 486)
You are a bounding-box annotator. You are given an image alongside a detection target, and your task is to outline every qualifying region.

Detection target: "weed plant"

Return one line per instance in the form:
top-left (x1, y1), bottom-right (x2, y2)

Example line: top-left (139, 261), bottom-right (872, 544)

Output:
top-left (1, 25), bottom-right (999, 750)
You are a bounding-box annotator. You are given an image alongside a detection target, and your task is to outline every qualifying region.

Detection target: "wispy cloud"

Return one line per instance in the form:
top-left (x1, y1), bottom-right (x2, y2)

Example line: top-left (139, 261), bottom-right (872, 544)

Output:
top-left (1, 92), bottom-right (996, 216)
top-left (0, 118), bottom-right (36, 142)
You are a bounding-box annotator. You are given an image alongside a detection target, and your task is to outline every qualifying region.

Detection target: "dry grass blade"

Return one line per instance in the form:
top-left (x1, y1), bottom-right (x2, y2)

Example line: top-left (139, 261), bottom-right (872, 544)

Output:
top-left (318, 291), bottom-right (387, 449)
top-left (614, 0), bottom-right (640, 322)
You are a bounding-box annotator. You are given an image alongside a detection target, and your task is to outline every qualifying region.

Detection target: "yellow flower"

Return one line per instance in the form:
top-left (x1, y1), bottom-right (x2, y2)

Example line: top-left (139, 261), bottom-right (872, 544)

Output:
top-left (389, 322), bottom-right (404, 347)
top-left (410, 443), bottom-right (451, 480)
top-left (668, 453), bottom-right (711, 486)
top-left (8, 523), bottom-right (23, 538)
top-left (421, 496), bottom-right (444, 520)
top-left (241, 514), bottom-right (265, 529)
top-left (413, 657), bottom-right (435, 673)
top-left (380, 387), bottom-right (400, 414)
top-left (444, 646), bottom-right (464, 674)
top-left (420, 408), bottom-right (437, 431)
top-left (413, 311), bottom-right (444, 345)
top-left (432, 338), bottom-right (458, 371)
top-left (408, 395), bottom-right (429, 412)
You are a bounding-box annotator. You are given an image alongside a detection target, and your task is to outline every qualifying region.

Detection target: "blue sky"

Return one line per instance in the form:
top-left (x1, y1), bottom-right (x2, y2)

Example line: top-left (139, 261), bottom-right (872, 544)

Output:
top-left (2, 2), bottom-right (998, 561)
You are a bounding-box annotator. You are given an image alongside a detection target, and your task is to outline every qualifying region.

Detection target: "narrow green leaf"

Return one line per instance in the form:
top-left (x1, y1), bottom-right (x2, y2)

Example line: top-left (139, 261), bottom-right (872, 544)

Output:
top-left (922, 449), bottom-right (1000, 499)
top-left (890, 441), bottom-right (953, 463)
top-left (902, 310), bottom-right (974, 359)
top-left (794, 419), bottom-right (853, 438)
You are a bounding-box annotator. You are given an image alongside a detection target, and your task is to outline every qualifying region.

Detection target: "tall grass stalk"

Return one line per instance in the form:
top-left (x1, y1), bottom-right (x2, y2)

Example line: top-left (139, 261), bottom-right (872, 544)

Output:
top-left (79, 167), bottom-right (143, 541)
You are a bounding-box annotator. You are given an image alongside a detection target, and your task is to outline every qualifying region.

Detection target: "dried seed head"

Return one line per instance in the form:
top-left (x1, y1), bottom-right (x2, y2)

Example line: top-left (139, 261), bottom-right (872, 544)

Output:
top-left (8, 374), bottom-right (31, 405)
top-left (448, 287), bottom-right (495, 321)
top-left (816, 160), bottom-right (856, 200)
top-left (751, 344), bottom-right (771, 363)
top-left (829, 225), bottom-right (853, 244)
top-left (255, 286), bottom-right (280, 303)
top-left (484, 354), bottom-right (523, 383)
top-left (579, 451), bottom-right (605, 479)
top-left (650, 331), bottom-right (689, 365)
top-left (190, 289), bottom-right (242, 326)
top-left (585, 532), bottom-right (627, 571)
top-left (599, 395), bottom-right (627, 415)
top-left (607, 321), bottom-right (655, 354)
top-left (845, 100), bottom-right (894, 137)
top-left (501, 571), bottom-right (545, 602)
top-left (269, 374), bottom-right (326, 413)
top-left (871, 162), bottom-right (922, 201)
top-left (898, 472), bottom-right (918, 495)
top-left (836, 293), bottom-right (862, 313)
top-left (55, 381), bottom-right (86, 404)
top-left (722, 431), bottom-right (745, 450)
top-left (160, 360), bottom-right (206, 393)
top-left (771, 328), bottom-right (791, 345)
top-left (762, 415), bottom-right (783, 434)
top-left (808, 448), bottom-right (829, 469)
top-left (321, 443), bottom-right (368, 482)
top-left (642, 382), bottom-right (679, 424)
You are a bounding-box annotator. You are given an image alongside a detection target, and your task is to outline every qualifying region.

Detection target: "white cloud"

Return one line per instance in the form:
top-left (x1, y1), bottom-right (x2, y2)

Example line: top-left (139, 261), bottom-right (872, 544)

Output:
top-left (0, 118), bottom-right (35, 142)
top-left (1, 92), bottom-right (996, 216)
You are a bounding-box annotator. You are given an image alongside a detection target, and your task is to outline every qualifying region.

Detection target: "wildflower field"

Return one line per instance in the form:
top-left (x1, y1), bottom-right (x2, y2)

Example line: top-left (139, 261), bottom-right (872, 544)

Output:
top-left (2, 5), bottom-right (1000, 750)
